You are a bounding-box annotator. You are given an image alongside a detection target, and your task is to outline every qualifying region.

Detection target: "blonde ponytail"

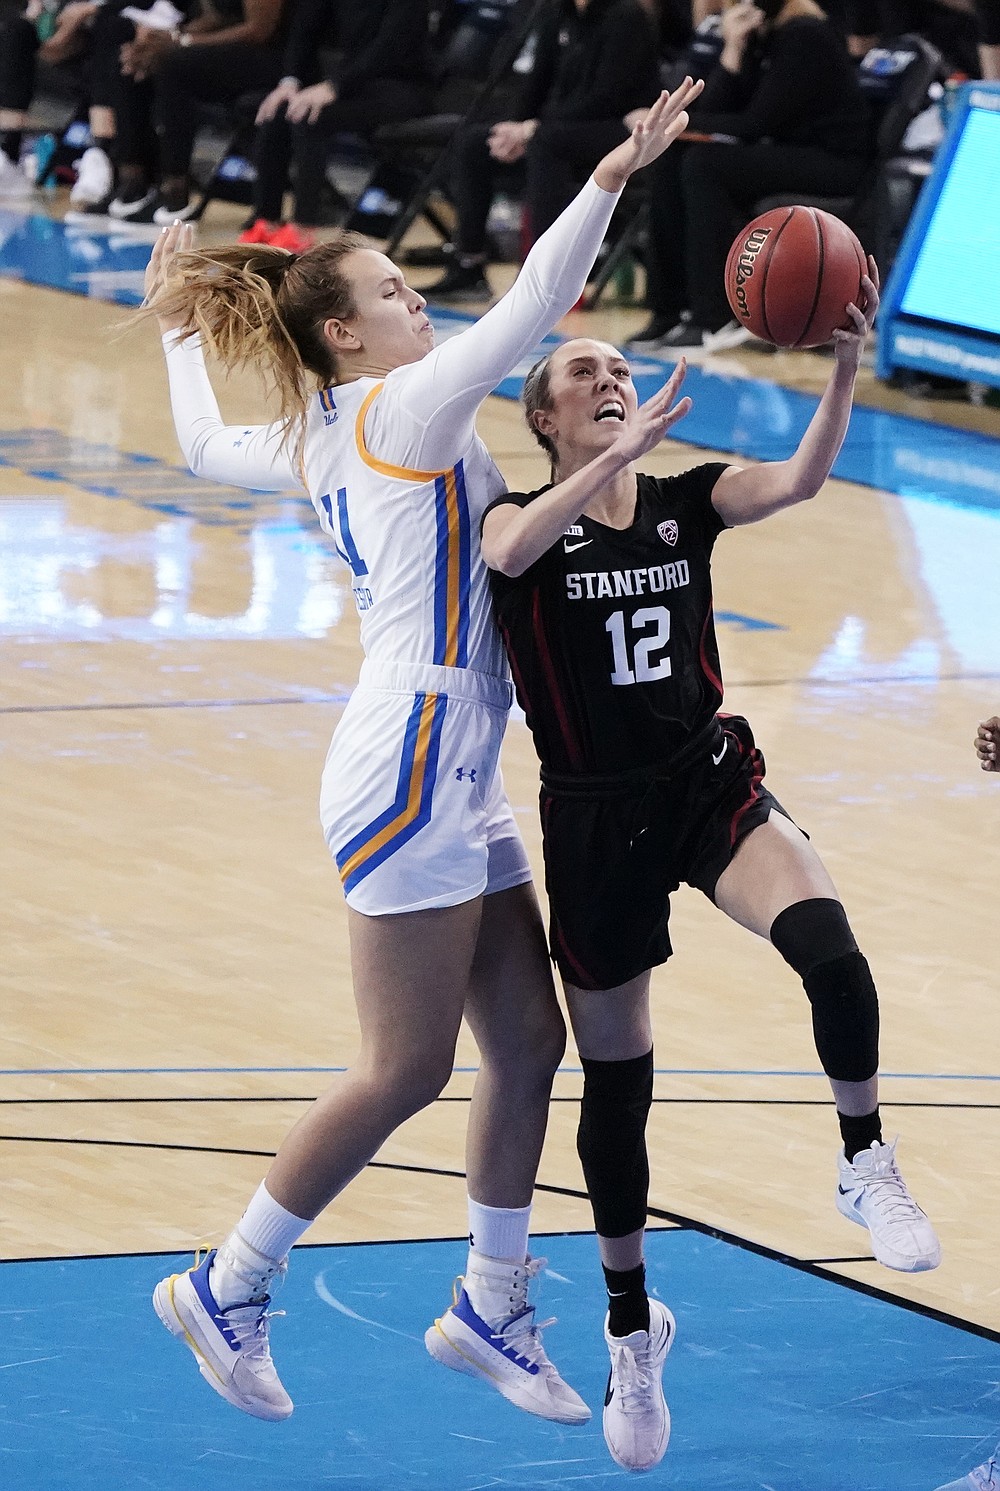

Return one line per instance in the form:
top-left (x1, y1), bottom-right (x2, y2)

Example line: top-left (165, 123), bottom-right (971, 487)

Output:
top-left (145, 233), bottom-right (364, 442)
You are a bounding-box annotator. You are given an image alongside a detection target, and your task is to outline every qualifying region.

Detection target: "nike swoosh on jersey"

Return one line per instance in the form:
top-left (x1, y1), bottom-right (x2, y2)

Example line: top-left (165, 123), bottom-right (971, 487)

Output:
top-left (712, 740), bottom-right (728, 766)
top-left (563, 540), bottom-right (593, 553)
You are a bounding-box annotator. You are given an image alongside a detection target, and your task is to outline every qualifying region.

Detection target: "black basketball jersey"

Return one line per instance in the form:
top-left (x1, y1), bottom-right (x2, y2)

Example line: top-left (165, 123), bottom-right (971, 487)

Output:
top-left (487, 464), bottom-right (730, 775)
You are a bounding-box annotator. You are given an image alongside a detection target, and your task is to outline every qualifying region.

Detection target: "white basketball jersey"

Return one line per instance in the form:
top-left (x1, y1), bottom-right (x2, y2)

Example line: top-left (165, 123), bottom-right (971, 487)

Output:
top-left (300, 377), bottom-right (509, 679)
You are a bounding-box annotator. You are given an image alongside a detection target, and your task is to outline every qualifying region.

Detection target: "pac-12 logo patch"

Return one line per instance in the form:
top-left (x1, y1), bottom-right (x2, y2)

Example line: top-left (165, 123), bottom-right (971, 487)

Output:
top-left (657, 519), bottom-right (678, 546)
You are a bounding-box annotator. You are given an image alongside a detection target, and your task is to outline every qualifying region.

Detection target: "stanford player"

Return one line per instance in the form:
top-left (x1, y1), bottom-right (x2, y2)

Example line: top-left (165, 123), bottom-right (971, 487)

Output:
top-left (482, 270), bottom-right (941, 1472)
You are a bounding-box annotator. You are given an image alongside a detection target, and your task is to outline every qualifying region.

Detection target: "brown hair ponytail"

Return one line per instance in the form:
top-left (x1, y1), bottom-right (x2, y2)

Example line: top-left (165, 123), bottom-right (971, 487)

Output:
top-left (146, 232), bottom-right (364, 440)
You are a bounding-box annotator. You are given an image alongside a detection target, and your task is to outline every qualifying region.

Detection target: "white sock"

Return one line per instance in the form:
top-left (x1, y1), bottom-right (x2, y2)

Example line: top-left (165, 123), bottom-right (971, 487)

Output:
top-left (238, 1180), bottom-right (312, 1260)
top-left (210, 1182), bottom-right (312, 1308)
top-left (466, 1198), bottom-right (532, 1267)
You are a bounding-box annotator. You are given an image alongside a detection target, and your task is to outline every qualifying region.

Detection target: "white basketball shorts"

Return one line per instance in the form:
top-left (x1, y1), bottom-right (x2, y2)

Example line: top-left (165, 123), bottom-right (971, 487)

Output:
top-left (320, 659), bottom-right (532, 916)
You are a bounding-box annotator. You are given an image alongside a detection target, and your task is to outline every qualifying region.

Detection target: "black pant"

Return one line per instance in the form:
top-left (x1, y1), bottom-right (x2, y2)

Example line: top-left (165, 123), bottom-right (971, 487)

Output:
top-left (0, 8), bottom-right (38, 111)
top-left (524, 117), bottom-right (629, 241)
top-left (253, 79), bottom-right (431, 225)
top-left (451, 116), bottom-right (628, 256)
top-left (88, 2), bottom-right (160, 172)
top-left (645, 140), bottom-right (867, 330)
top-left (156, 42), bottom-right (284, 182)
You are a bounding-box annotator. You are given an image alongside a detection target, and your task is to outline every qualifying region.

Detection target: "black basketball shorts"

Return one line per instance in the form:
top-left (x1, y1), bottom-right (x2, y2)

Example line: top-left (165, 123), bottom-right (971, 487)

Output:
top-left (539, 714), bottom-right (798, 991)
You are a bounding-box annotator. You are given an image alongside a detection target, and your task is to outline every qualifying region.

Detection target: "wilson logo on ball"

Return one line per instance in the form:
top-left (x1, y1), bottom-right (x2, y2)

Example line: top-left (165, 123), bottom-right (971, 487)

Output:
top-left (732, 227), bottom-right (771, 323)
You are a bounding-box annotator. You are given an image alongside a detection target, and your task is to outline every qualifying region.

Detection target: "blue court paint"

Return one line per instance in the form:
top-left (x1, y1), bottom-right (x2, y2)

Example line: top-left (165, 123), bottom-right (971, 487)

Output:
top-left (3, 215), bottom-right (999, 517)
top-left (1, 1230), bottom-right (996, 1490)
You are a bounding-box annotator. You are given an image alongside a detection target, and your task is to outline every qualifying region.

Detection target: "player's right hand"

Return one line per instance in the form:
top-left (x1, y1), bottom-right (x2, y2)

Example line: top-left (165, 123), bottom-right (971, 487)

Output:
top-left (143, 220), bottom-right (195, 333)
top-left (975, 716), bottom-right (1000, 772)
top-left (613, 358), bottom-right (692, 464)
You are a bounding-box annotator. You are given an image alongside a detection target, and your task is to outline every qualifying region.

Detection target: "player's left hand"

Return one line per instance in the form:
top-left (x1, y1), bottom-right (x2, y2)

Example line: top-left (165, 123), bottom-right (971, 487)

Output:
top-left (975, 716), bottom-right (1000, 772)
top-left (832, 255), bottom-right (879, 365)
top-left (595, 77), bottom-right (705, 192)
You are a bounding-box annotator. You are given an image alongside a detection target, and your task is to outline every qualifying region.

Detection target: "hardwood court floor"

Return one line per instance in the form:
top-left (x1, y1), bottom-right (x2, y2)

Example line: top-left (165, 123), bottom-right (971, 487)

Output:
top-left (3, 249), bottom-right (1000, 1347)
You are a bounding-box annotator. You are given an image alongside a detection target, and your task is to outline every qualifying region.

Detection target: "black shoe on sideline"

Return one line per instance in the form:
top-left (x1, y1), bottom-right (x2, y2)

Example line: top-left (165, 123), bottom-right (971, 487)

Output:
top-left (424, 260), bottom-right (492, 303)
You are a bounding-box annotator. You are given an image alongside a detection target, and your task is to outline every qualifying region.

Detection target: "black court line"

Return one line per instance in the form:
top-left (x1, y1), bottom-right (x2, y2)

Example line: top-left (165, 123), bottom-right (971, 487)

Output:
top-left (2, 1132), bottom-right (997, 1347)
top-left (5, 672), bottom-right (1000, 719)
top-left (4, 1095), bottom-right (1000, 1111)
top-left (0, 695), bottom-right (348, 716)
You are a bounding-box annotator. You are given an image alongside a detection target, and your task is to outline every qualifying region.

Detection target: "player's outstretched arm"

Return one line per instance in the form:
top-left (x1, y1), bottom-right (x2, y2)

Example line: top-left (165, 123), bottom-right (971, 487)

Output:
top-left (386, 80), bottom-right (703, 473)
top-left (482, 363), bottom-right (692, 577)
top-left (145, 224), bottom-right (301, 492)
top-left (711, 259), bottom-right (879, 528)
top-left (975, 716), bottom-right (1000, 772)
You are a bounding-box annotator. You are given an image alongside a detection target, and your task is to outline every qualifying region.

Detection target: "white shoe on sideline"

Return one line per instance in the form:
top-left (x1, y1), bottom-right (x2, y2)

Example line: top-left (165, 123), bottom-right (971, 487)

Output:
top-left (933, 1450), bottom-right (1000, 1490)
top-left (602, 1298), bottom-right (675, 1471)
top-left (425, 1256), bottom-right (590, 1424)
top-left (70, 147), bottom-right (114, 207)
top-left (0, 153), bottom-right (33, 199)
top-left (836, 1139), bottom-right (941, 1272)
top-left (152, 1248), bottom-right (292, 1420)
top-left (701, 318), bottom-right (755, 353)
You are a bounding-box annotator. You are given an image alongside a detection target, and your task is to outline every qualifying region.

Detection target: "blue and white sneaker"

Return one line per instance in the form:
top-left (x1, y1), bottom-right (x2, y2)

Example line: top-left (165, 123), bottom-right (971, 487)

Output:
top-left (934, 1451), bottom-right (1000, 1491)
top-left (836, 1139), bottom-right (941, 1272)
top-left (153, 1248), bottom-right (292, 1421)
top-left (425, 1255), bottom-right (589, 1424)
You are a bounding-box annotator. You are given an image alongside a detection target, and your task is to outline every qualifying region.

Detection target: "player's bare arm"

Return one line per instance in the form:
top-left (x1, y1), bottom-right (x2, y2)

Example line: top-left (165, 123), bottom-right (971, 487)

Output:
top-left (975, 716), bottom-right (1000, 772)
top-left (482, 362), bottom-right (691, 578)
top-left (711, 260), bottom-right (879, 528)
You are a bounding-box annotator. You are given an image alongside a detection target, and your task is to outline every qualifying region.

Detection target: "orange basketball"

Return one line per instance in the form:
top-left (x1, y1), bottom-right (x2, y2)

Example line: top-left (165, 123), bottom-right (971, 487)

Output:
top-left (724, 206), bottom-right (867, 349)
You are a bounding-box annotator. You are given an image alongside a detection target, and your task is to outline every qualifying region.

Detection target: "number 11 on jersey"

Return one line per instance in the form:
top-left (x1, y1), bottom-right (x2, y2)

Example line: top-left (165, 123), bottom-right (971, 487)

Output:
top-left (606, 607), bottom-right (673, 686)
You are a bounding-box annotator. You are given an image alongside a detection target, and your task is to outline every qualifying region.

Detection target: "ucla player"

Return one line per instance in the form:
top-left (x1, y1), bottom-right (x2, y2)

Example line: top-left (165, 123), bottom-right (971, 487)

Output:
top-left (141, 78), bottom-right (704, 1430)
top-left (482, 299), bottom-right (942, 1471)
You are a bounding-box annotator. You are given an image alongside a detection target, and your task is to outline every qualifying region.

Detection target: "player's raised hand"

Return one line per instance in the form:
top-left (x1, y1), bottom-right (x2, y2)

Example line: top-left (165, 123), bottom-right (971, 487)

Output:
top-left (974, 716), bottom-right (1000, 772)
top-left (832, 255), bottom-right (880, 365)
top-left (595, 78), bottom-right (705, 193)
top-left (613, 359), bottom-right (692, 464)
top-left (143, 221), bottom-right (195, 333)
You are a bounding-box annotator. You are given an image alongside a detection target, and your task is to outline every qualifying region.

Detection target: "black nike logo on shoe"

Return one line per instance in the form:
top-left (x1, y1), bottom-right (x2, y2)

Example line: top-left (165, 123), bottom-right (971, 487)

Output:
top-left (604, 1368), bottom-right (614, 1408)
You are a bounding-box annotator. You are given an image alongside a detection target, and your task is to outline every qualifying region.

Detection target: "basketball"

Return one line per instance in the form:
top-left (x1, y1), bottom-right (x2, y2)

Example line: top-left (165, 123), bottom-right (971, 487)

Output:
top-left (724, 206), bottom-right (867, 349)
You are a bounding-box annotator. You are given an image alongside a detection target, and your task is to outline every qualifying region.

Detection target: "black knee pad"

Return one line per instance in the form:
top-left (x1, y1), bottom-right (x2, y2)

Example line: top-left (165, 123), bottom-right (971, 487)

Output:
top-left (770, 898), bottom-right (879, 1083)
top-left (577, 1051), bottom-right (653, 1239)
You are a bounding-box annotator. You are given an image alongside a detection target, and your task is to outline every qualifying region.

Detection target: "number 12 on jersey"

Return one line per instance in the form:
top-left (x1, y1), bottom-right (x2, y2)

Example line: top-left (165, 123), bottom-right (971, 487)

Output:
top-left (606, 607), bottom-right (672, 686)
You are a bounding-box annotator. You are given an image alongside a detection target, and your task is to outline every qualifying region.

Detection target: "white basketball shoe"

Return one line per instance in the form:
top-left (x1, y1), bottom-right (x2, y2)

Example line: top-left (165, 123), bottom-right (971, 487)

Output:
top-left (934, 1452), bottom-right (1000, 1490)
top-left (153, 1247), bottom-right (292, 1420)
top-left (425, 1253), bottom-right (590, 1424)
top-left (602, 1298), bottom-right (675, 1472)
top-left (836, 1139), bottom-right (941, 1272)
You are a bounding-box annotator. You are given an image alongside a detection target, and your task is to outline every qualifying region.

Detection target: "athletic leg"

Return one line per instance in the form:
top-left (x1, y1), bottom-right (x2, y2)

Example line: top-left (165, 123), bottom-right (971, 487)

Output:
top-left (155, 899), bottom-right (483, 1419)
top-left (566, 974), bottom-right (673, 1471)
top-left (425, 882), bottom-right (590, 1425)
top-left (713, 810), bottom-right (940, 1271)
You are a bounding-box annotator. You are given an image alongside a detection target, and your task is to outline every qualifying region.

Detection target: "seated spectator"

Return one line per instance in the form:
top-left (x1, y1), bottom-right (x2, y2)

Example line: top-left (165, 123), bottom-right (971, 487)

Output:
top-left (0, 0), bottom-right (41, 196)
top-left (845, 0), bottom-right (981, 75)
top-left (977, 0), bottom-right (1000, 77)
top-left (427, 0), bottom-right (661, 300)
top-left (631, 0), bottom-right (871, 352)
top-left (98, 0), bottom-right (286, 224)
top-left (0, 0), bottom-right (118, 204)
top-left (240, 0), bottom-right (432, 253)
